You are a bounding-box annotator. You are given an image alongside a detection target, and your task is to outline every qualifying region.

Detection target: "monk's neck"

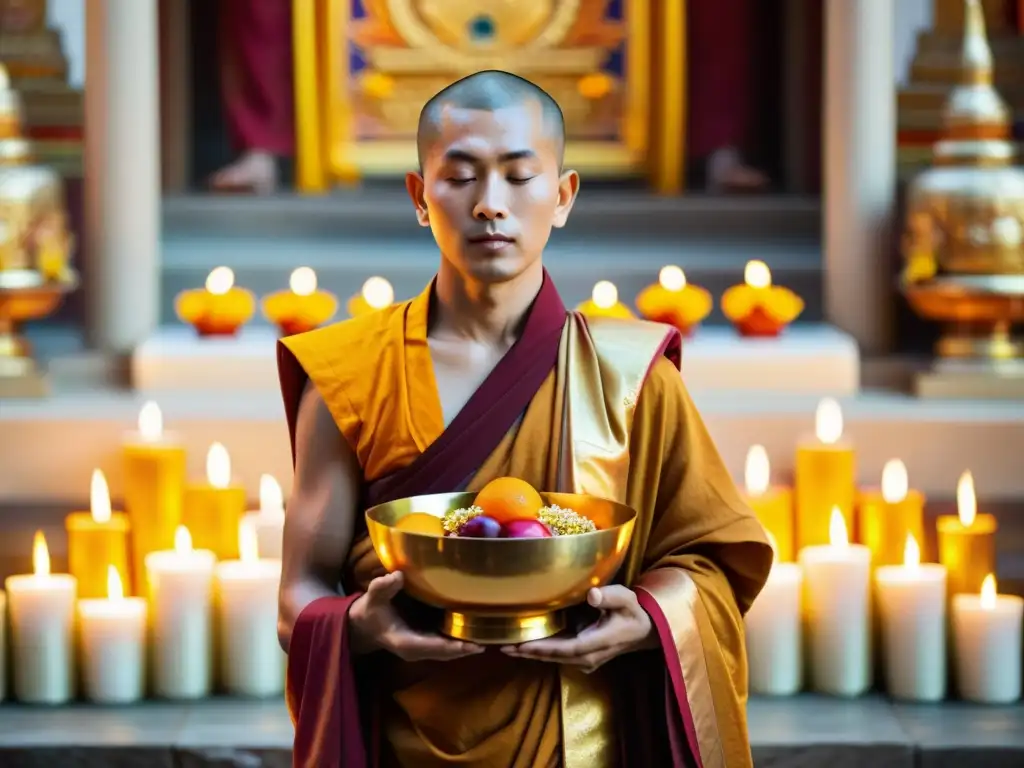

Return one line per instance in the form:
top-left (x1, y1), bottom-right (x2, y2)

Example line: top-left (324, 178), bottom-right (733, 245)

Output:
top-left (431, 263), bottom-right (544, 347)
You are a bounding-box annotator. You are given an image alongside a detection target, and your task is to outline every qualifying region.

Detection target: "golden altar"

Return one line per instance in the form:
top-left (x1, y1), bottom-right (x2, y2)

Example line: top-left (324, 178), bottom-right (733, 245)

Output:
top-left (292, 0), bottom-right (686, 194)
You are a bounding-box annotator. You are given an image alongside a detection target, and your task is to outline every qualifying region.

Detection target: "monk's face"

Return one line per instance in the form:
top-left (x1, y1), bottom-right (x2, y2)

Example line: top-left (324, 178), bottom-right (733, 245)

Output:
top-left (406, 101), bottom-right (579, 284)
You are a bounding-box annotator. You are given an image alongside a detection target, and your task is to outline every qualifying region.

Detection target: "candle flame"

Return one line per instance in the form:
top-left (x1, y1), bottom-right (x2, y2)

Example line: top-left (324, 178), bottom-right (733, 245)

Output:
top-left (138, 401), bottom-right (163, 441)
top-left (592, 280), bottom-right (618, 309)
top-left (828, 506), bottom-right (849, 548)
top-left (744, 260), bottom-right (772, 289)
top-left (957, 470), bottom-right (977, 528)
top-left (980, 573), bottom-right (997, 609)
top-left (744, 445), bottom-right (770, 496)
top-left (205, 266), bottom-right (235, 295)
top-left (239, 520), bottom-right (259, 563)
top-left (107, 565), bottom-right (124, 601)
top-left (90, 469), bottom-right (112, 524)
top-left (206, 442), bottom-right (231, 489)
top-left (259, 473), bottom-right (284, 513)
top-left (175, 525), bottom-right (193, 554)
top-left (881, 459), bottom-right (909, 504)
top-left (290, 267), bottom-right (317, 296)
top-left (659, 265), bottom-right (686, 292)
top-left (362, 276), bottom-right (394, 309)
top-left (32, 530), bottom-right (49, 576)
top-left (903, 533), bottom-right (920, 569)
top-left (814, 397), bottom-right (844, 445)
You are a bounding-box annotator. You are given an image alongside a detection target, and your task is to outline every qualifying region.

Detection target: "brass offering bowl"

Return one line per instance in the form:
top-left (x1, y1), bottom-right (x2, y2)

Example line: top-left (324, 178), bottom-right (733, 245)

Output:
top-left (365, 491), bottom-right (637, 645)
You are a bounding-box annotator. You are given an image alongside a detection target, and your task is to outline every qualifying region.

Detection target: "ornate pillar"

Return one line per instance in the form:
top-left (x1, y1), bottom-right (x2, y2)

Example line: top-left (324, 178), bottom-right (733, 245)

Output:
top-left (84, 0), bottom-right (161, 353)
top-left (823, 0), bottom-right (896, 355)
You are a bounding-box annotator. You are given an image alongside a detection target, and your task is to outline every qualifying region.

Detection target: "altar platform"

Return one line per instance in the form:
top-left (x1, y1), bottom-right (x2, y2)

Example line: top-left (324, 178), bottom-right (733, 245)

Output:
top-left (0, 696), bottom-right (1020, 767)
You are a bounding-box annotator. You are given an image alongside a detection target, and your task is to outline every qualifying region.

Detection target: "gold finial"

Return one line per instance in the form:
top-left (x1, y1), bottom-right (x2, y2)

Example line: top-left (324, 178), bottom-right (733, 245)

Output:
top-left (959, 0), bottom-right (993, 86)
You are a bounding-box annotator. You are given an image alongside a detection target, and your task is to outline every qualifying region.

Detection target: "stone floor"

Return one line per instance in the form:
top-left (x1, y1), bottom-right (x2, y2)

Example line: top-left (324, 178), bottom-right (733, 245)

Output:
top-left (0, 696), bottom-right (1020, 767)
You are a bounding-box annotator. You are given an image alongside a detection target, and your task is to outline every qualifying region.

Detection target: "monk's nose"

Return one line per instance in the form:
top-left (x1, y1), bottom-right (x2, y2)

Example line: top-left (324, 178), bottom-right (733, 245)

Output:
top-left (472, 174), bottom-right (510, 220)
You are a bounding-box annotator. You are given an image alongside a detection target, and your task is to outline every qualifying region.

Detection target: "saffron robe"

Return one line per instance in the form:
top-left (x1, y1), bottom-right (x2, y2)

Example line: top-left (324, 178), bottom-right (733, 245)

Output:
top-left (278, 274), bottom-right (773, 768)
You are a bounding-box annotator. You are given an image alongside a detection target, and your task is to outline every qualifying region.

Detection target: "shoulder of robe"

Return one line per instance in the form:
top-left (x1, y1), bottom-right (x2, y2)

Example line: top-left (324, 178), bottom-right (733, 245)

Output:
top-left (279, 302), bottom-right (409, 392)
top-left (581, 314), bottom-right (681, 370)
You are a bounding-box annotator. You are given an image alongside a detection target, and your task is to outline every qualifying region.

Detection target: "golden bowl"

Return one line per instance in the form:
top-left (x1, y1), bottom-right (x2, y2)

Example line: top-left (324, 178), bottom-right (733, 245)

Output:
top-left (365, 491), bottom-right (637, 644)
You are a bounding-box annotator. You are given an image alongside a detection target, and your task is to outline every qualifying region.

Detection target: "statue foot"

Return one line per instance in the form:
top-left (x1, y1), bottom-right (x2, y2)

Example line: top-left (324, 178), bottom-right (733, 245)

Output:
top-left (706, 147), bottom-right (769, 194)
top-left (208, 151), bottom-right (279, 195)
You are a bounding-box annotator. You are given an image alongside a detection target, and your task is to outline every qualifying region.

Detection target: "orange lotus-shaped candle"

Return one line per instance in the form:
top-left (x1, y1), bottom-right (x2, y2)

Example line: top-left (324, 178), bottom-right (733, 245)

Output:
top-left (636, 265), bottom-right (712, 335)
top-left (721, 260), bottom-right (804, 337)
top-left (576, 280), bottom-right (634, 319)
top-left (262, 267), bottom-right (338, 336)
top-left (174, 267), bottom-right (256, 337)
top-left (347, 276), bottom-right (395, 318)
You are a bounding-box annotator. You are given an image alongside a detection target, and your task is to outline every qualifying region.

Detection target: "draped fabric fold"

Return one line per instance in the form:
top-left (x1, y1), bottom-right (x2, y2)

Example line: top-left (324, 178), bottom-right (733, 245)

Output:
top-left (277, 276), bottom-right (771, 767)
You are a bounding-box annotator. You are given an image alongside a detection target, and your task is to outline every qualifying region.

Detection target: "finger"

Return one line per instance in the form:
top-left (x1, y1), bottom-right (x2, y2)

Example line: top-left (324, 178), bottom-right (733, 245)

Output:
top-left (396, 631), bottom-right (484, 660)
top-left (366, 570), bottom-right (404, 602)
top-left (505, 624), bottom-right (617, 660)
top-left (588, 585), bottom-right (637, 612)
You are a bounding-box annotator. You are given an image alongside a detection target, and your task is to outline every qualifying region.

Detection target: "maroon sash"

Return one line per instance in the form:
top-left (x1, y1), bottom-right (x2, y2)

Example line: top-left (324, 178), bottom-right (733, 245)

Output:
top-left (363, 270), bottom-right (567, 508)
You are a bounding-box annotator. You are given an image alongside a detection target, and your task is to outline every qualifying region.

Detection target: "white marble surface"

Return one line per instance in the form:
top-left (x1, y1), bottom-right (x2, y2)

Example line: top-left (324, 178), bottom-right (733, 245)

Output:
top-left (131, 323), bottom-right (858, 396)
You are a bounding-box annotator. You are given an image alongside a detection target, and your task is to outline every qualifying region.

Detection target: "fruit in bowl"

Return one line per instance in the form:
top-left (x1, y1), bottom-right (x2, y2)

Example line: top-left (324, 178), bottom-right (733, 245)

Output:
top-left (440, 477), bottom-right (598, 538)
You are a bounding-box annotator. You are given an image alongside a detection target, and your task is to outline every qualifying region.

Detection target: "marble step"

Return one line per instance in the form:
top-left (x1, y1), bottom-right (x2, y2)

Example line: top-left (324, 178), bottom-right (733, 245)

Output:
top-left (0, 697), bottom-right (1020, 768)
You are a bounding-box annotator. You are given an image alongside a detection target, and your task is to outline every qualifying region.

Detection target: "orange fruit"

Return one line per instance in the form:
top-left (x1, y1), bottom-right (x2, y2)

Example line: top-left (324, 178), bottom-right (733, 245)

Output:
top-left (394, 512), bottom-right (444, 536)
top-left (474, 477), bottom-right (544, 525)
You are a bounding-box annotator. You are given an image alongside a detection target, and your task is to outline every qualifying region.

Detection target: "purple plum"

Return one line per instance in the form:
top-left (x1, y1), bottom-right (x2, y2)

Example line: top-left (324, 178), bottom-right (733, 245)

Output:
top-left (458, 514), bottom-right (503, 538)
top-left (501, 518), bottom-right (553, 539)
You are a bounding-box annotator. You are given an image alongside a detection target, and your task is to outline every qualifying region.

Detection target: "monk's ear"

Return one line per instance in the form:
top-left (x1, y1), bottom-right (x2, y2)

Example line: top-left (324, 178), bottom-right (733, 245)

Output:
top-left (405, 171), bottom-right (430, 227)
top-left (552, 169), bottom-right (580, 229)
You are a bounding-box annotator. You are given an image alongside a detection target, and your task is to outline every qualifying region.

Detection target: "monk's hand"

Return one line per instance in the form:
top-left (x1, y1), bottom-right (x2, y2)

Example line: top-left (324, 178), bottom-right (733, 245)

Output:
top-left (501, 586), bottom-right (658, 673)
top-left (349, 571), bottom-right (485, 661)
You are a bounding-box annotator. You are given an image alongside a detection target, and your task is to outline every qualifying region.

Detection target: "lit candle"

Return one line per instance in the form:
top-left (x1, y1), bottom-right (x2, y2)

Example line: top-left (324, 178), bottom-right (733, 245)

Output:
top-left (952, 574), bottom-right (1023, 704)
top-left (4, 531), bottom-right (77, 704)
top-left (937, 470), bottom-right (997, 597)
top-left (720, 259), bottom-right (804, 337)
top-left (215, 520), bottom-right (286, 697)
top-left (78, 566), bottom-right (147, 704)
top-left (122, 401), bottom-right (186, 594)
top-left (183, 442), bottom-right (248, 560)
top-left (576, 280), bottom-right (635, 319)
top-left (635, 265), bottom-right (712, 335)
top-left (858, 459), bottom-right (926, 567)
top-left (145, 526), bottom-right (217, 699)
top-left (742, 445), bottom-right (795, 562)
top-left (799, 507), bottom-right (872, 697)
top-left (241, 474), bottom-right (286, 560)
top-left (65, 469), bottom-right (130, 599)
top-left (874, 534), bottom-right (947, 702)
top-left (795, 398), bottom-right (856, 549)
top-left (744, 533), bottom-right (802, 695)
top-left (261, 266), bottom-right (339, 336)
top-left (347, 276), bottom-right (395, 318)
top-left (174, 265), bottom-right (256, 336)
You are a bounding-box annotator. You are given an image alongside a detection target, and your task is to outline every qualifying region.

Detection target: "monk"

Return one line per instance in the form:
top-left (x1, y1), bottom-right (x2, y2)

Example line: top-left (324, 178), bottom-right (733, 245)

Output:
top-left (277, 70), bottom-right (773, 768)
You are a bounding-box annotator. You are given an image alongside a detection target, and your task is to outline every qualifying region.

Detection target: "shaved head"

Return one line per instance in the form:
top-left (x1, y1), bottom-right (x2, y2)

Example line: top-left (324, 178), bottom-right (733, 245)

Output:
top-left (416, 70), bottom-right (565, 169)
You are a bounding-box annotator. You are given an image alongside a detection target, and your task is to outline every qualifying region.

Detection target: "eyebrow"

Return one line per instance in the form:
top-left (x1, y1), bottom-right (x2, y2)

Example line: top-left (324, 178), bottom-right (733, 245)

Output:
top-left (443, 149), bottom-right (537, 164)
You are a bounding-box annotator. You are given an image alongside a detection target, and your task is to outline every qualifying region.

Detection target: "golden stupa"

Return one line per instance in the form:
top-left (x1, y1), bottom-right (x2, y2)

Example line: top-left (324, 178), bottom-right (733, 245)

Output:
top-left (0, 61), bottom-right (77, 398)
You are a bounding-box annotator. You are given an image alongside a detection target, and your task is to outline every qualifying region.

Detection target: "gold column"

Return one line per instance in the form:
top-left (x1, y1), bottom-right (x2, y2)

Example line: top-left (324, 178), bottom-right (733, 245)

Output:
top-left (293, 0), bottom-right (327, 193)
top-left (649, 0), bottom-right (686, 195)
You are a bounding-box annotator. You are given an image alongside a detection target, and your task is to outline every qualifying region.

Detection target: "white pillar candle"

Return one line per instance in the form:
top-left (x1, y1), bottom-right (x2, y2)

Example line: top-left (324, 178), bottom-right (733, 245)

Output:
top-left (145, 525), bottom-right (216, 699)
top-left (241, 474), bottom-right (286, 561)
top-left (952, 574), bottom-right (1023, 704)
top-left (799, 507), bottom-right (872, 696)
top-left (78, 566), bottom-right (148, 704)
top-left (744, 533), bottom-right (802, 695)
top-left (874, 534), bottom-right (947, 702)
top-left (3, 531), bottom-right (77, 704)
top-left (0, 590), bottom-right (6, 702)
top-left (215, 520), bottom-right (285, 697)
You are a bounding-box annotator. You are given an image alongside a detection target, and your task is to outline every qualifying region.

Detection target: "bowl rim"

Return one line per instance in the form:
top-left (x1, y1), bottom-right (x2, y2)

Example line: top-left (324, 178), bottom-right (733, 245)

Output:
top-left (364, 490), bottom-right (637, 542)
